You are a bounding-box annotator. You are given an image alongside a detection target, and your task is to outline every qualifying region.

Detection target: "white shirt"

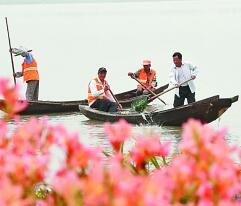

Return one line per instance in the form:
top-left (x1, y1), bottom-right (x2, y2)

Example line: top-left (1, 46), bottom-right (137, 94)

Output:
top-left (169, 62), bottom-right (198, 97)
top-left (177, 67), bottom-right (189, 86)
top-left (88, 77), bottom-right (115, 105)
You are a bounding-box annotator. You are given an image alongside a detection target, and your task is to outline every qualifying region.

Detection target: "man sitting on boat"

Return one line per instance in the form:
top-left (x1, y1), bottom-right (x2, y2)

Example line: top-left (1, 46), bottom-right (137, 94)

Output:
top-left (169, 52), bottom-right (198, 108)
top-left (128, 59), bottom-right (157, 96)
top-left (87, 67), bottom-right (118, 112)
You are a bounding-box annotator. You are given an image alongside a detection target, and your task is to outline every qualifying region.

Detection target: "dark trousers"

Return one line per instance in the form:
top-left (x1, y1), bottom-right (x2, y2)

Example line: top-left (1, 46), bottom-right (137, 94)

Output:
top-left (136, 88), bottom-right (152, 96)
top-left (174, 86), bottom-right (195, 108)
top-left (26, 80), bottom-right (39, 101)
top-left (90, 99), bottom-right (118, 112)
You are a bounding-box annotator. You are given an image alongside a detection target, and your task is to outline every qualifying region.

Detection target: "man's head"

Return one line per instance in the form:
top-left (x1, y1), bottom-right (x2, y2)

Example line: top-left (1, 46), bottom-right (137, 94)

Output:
top-left (98, 67), bottom-right (107, 82)
top-left (143, 60), bottom-right (151, 71)
top-left (172, 52), bottom-right (182, 67)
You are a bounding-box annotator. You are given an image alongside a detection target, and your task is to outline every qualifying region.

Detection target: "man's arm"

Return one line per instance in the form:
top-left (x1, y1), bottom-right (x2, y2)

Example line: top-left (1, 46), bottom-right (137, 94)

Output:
top-left (151, 72), bottom-right (157, 87)
top-left (14, 72), bottom-right (23, 78)
top-left (134, 69), bottom-right (141, 78)
top-left (105, 90), bottom-right (115, 102)
top-left (102, 82), bottom-right (115, 102)
top-left (128, 69), bottom-right (140, 78)
top-left (89, 80), bottom-right (105, 97)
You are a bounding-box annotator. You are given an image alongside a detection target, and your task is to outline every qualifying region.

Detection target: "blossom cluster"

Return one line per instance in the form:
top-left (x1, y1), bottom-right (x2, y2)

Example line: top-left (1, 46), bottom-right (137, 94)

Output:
top-left (0, 77), bottom-right (240, 206)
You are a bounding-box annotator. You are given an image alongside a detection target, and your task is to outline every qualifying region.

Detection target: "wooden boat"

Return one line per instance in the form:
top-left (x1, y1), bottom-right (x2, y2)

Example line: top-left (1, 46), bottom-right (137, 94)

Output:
top-left (79, 95), bottom-right (239, 126)
top-left (0, 84), bottom-right (168, 115)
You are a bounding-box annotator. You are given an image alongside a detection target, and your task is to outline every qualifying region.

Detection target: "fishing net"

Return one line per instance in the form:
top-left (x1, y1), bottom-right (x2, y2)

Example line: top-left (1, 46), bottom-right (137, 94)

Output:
top-left (131, 96), bottom-right (148, 113)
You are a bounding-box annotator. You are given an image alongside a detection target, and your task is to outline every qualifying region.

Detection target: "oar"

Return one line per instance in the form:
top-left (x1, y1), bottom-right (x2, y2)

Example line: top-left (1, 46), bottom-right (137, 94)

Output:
top-left (5, 17), bottom-right (16, 85)
top-left (148, 78), bottom-right (193, 102)
top-left (109, 88), bottom-right (122, 109)
top-left (130, 75), bottom-right (166, 105)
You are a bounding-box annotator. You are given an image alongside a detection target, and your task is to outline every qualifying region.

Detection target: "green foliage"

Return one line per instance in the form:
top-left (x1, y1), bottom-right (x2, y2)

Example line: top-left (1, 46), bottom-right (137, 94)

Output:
top-left (131, 96), bottom-right (148, 113)
top-left (103, 150), bottom-right (111, 157)
top-left (34, 183), bottom-right (51, 200)
top-left (150, 157), bottom-right (160, 169)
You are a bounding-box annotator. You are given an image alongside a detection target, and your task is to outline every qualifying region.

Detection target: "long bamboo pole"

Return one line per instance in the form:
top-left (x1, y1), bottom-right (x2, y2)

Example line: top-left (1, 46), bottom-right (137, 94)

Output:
top-left (5, 17), bottom-right (16, 85)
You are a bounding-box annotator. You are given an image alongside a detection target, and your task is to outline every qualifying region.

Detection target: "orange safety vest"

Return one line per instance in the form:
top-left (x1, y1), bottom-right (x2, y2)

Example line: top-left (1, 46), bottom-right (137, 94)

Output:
top-left (87, 78), bottom-right (107, 105)
top-left (22, 58), bottom-right (39, 82)
top-left (137, 68), bottom-right (156, 87)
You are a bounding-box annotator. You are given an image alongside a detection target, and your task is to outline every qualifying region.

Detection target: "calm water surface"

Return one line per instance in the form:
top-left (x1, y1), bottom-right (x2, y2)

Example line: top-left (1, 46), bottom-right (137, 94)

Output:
top-left (0, 0), bottom-right (240, 153)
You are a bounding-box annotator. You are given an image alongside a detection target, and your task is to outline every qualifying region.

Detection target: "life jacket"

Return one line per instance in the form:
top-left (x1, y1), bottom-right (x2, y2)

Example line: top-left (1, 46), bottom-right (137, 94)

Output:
top-left (137, 68), bottom-right (156, 87)
top-left (22, 58), bottom-right (39, 82)
top-left (87, 78), bottom-right (107, 105)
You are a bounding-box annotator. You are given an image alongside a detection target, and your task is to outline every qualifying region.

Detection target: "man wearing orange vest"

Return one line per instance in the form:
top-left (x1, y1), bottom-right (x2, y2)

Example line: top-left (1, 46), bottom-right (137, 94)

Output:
top-left (88, 67), bottom-right (118, 112)
top-left (128, 60), bottom-right (157, 96)
top-left (11, 46), bottom-right (39, 101)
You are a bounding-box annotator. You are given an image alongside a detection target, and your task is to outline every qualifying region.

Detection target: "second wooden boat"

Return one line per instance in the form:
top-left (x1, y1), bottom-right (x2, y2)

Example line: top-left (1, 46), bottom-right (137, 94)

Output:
top-left (0, 84), bottom-right (168, 115)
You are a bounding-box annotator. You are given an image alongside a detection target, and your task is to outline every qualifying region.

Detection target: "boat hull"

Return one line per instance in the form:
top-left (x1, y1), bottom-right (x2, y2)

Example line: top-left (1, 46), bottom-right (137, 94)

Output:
top-left (79, 95), bottom-right (239, 126)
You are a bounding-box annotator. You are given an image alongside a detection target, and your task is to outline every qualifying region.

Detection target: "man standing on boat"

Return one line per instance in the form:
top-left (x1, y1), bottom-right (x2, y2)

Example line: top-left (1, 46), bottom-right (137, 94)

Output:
top-left (169, 52), bottom-right (198, 108)
top-left (10, 46), bottom-right (39, 101)
top-left (87, 67), bottom-right (118, 112)
top-left (128, 59), bottom-right (157, 95)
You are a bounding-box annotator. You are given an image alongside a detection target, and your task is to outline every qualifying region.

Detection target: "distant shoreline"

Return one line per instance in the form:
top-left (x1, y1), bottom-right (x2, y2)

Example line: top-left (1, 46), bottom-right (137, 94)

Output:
top-left (0, 0), bottom-right (156, 4)
top-left (0, 0), bottom-right (184, 5)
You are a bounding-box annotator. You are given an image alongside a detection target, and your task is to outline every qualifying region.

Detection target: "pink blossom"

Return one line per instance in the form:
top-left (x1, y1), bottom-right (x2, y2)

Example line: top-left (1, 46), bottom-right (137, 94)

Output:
top-left (0, 79), bottom-right (241, 206)
top-left (131, 135), bottom-right (169, 171)
top-left (0, 176), bottom-right (28, 206)
top-left (0, 78), bottom-right (27, 118)
top-left (0, 122), bottom-right (7, 148)
top-left (64, 135), bottom-right (101, 170)
top-left (166, 119), bottom-right (241, 205)
top-left (104, 119), bottom-right (132, 152)
top-left (11, 117), bottom-right (48, 154)
top-left (51, 170), bottom-right (82, 206)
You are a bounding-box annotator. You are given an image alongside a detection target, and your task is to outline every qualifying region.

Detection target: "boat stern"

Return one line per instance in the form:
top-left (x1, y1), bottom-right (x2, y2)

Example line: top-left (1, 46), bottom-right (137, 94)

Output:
top-left (231, 95), bottom-right (239, 104)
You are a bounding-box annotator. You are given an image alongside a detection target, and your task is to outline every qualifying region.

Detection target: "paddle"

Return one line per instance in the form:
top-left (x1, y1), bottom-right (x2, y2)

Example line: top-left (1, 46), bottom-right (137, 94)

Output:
top-left (129, 74), bottom-right (166, 105)
top-left (5, 17), bottom-right (16, 85)
top-left (148, 78), bottom-right (193, 102)
top-left (108, 88), bottom-right (122, 109)
top-left (131, 78), bottom-right (193, 113)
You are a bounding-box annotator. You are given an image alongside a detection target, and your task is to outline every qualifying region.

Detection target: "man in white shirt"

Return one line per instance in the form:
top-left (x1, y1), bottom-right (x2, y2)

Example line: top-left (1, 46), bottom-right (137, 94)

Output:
top-left (169, 52), bottom-right (198, 108)
top-left (87, 67), bottom-right (118, 112)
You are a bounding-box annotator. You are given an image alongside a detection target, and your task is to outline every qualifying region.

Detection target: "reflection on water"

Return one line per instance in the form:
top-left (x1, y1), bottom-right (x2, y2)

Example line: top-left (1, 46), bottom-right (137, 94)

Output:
top-left (2, 99), bottom-right (238, 157)
top-left (4, 110), bottom-right (183, 156)
top-left (2, 97), bottom-right (239, 157)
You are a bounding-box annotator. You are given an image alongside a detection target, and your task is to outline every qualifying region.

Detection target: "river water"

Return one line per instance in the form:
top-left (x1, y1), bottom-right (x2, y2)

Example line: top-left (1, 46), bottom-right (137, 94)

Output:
top-left (0, 0), bottom-right (240, 153)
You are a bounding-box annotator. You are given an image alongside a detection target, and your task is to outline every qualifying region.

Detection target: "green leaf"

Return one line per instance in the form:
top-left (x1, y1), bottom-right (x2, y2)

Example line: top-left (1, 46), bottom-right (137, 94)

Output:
top-left (131, 96), bottom-right (148, 112)
top-left (150, 157), bottom-right (160, 169)
top-left (102, 150), bottom-right (111, 157)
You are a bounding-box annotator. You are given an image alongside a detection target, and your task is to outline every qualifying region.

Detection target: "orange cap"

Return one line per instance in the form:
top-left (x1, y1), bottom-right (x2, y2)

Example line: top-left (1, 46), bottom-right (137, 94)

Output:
top-left (143, 60), bottom-right (151, 65)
